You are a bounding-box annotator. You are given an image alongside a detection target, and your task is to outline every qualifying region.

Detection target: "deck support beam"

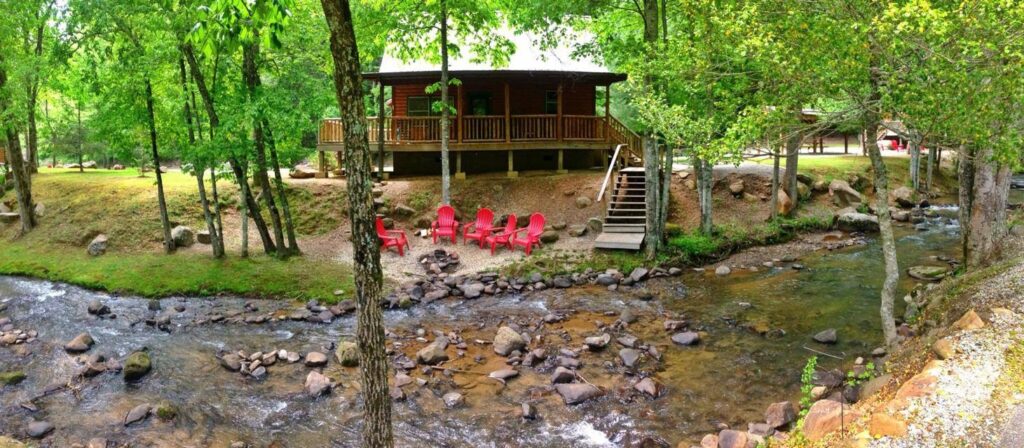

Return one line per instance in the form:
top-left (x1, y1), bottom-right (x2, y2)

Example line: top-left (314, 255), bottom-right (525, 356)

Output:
top-left (455, 151), bottom-right (465, 179)
top-left (604, 84), bottom-right (611, 142)
top-left (506, 150), bottom-right (517, 178)
top-left (503, 82), bottom-right (511, 143)
top-left (316, 150), bottom-right (328, 178)
top-left (557, 149), bottom-right (567, 174)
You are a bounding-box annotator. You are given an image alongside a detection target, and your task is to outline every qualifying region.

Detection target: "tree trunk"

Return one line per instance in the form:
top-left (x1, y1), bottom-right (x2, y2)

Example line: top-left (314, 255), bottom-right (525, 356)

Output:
top-left (26, 84), bottom-right (39, 174)
top-left (77, 102), bottom-right (84, 173)
top-left (264, 123), bottom-right (301, 255)
top-left (694, 155), bottom-right (713, 234)
top-left (242, 42), bottom-right (286, 255)
top-left (642, 0), bottom-right (660, 260)
top-left (145, 78), bottom-right (175, 253)
top-left (320, 1), bottom-right (393, 446)
top-left (770, 139), bottom-right (780, 220)
top-left (909, 138), bottom-right (920, 191)
top-left (867, 49), bottom-right (898, 347)
top-left (959, 145), bottom-right (1010, 269)
top-left (439, 0), bottom-right (451, 205)
top-left (210, 165), bottom-right (226, 254)
top-left (660, 143), bottom-right (671, 238)
top-left (926, 145), bottom-right (936, 192)
top-left (229, 157), bottom-right (275, 254)
top-left (783, 130), bottom-right (800, 215)
top-left (180, 55), bottom-right (222, 258)
top-left (3, 129), bottom-right (35, 233)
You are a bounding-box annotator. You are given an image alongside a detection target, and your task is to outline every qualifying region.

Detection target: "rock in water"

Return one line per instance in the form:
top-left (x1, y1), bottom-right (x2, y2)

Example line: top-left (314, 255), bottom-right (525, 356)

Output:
top-left (837, 212), bottom-right (879, 232)
top-left (802, 399), bottom-right (860, 441)
top-left (890, 186), bottom-right (915, 208)
top-left (488, 369), bottom-right (519, 384)
top-left (584, 333), bottom-right (611, 351)
top-left (907, 265), bottom-right (949, 281)
top-left (0, 371), bottom-right (26, 385)
top-left (554, 383), bottom-right (603, 405)
top-left (634, 377), bottom-right (661, 398)
top-left (671, 332), bottom-right (700, 346)
top-left (88, 234), bottom-right (109, 256)
top-left (765, 401), bottom-right (796, 429)
top-left (416, 337), bottom-right (450, 365)
top-left (813, 328), bottom-right (838, 344)
top-left (493, 327), bottom-right (526, 356)
top-left (521, 402), bottom-right (538, 420)
top-left (123, 351), bottom-right (152, 382)
top-left (443, 392), bottom-right (465, 408)
top-left (87, 299), bottom-right (110, 316)
top-left (551, 366), bottom-right (575, 384)
top-left (715, 265), bottom-right (731, 276)
top-left (64, 332), bottom-right (95, 353)
top-left (304, 352), bottom-right (328, 367)
top-left (124, 404), bottom-right (152, 426)
top-left (335, 341), bottom-right (359, 367)
top-left (27, 421), bottom-right (54, 438)
top-left (305, 371), bottom-right (333, 397)
top-left (171, 226), bottom-right (195, 247)
top-left (219, 353), bottom-right (242, 371)
top-left (717, 430), bottom-right (748, 448)
top-left (619, 348), bottom-right (641, 368)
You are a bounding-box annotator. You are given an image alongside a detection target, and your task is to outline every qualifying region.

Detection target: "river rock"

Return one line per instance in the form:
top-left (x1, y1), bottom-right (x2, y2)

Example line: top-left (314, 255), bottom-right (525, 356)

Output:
top-left (123, 351), bottom-right (152, 381)
top-left (304, 352), bottom-right (328, 367)
top-left (715, 265), bottom-right (731, 276)
top-left (802, 399), bottom-right (861, 441)
top-left (64, 332), bottom-right (95, 353)
top-left (933, 338), bottom-right (954, 360)
top-left (539, 230), bottom-right (559, 244)
top-left (88, 234), bottom-right (109, 256)
top-left (87, 299), bottom-right (110, 316)
top-left (568, 225), bottom-right (587, 237)
top-left (250, 366), bottom-right (267, 379)
top-left (488, 368), bottom-right (519, 384)
top-left (220, 353), bottom-right (242, 371)
top-left (305, 371), bottom-right (333, 397)
top-left (671, 332), bottom-right (700, 346)
top-left (87, 438), bottom-right (108, 448)
top-left (443, 392), bottom-right (465, 408)
top-left (552, 276), bottom-right (572, 288)
top-left (829, 179), bottom-right (864, 207)
top-left (777, 188), bottom-right (794, 215)
top-left (0, 370), bottom-right (26, 385)
top-left (837, 212), bottom-right (879, 232)
top-left (619, 348), bottom-right (641, 368)
top-left (907, 265), bottom-right (948, 281)
top-left (551, 366), bottom-right (575, 384)
top-left (27, 421), bottom-right (54, 438)
top-left (197, 230), bottom-right (212, 244)
top-left (586, 217), bottom-right (603, 233)
top-left (124, 404), bottom-right (152, 426)
top-left (584, 333), bottom-right (611, 351)
top-left (459, 282), bottom-right (484, 299)
top-left (335, 341), bottom-right (359, 367)
top-left (634, 377), bottom-right (661, 398)
top-left (416, 336), bottom-right (450, 365)
top-left (392, 204), bottom-right (415, 218)
top-left (953, 309), bottom-right (985, 330)
top-left (575, 196), bottom-right (592, 209)
top-left (891, 186), bottom-right (915, 208)
top-left (717, 430), bottom-right (747, 448)
top-left (171, 226), bottom-right (195, 247)
top-left (493, 327), bottom-right (526, 356)
top-left (765, 401), bottom-right (796, 429)
top-left (521, 402), bottom-right (538, 420)
top-left (813, 328), bottom-right (837, 344)
top-left (554, 383), bottom-right (602, 405)
top-left (729, 179), bottom-right (745, 195)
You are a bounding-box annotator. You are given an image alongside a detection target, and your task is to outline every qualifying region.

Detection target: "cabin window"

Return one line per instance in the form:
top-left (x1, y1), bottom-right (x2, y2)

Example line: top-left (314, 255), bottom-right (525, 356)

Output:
top-left (467, 92), bottom-right (492, 115)
top-left (544, 91), bottom-right (558, 114)
top-left (407, 96), bottom-right (454, 116)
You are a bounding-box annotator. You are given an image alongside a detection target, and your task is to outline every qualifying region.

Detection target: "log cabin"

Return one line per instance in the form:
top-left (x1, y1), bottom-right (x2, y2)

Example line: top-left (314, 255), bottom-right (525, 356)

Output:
top-left (316, 31), bottom-right (643, 179)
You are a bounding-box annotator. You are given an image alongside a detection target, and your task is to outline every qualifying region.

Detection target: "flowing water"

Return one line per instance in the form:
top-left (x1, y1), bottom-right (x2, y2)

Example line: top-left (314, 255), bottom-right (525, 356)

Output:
top-left (0, 207), bottom-right (962, 447)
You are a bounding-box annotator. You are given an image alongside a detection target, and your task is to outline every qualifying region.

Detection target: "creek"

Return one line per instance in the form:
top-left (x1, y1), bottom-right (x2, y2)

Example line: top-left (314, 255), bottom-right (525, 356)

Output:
top-left (0, 206), bottom-right (962, 447)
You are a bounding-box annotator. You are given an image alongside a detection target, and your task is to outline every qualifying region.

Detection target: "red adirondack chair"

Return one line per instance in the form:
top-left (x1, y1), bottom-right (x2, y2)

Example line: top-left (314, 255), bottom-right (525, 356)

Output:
top-left (376, 216), bottom-right (410, 256)
top-left (431, 205), bottom-right (459, 244)
top-left (485, 214), bottom-right (517, 255)
top-left (511, 213), bottom-right (546, 255)
top-left (462, 208), bottom-right (495, 248)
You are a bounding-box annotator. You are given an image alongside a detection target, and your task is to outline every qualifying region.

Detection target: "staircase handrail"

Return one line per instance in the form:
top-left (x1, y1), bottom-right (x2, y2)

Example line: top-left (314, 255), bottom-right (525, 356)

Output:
top-left (597, 144), bottom-right (627, 203)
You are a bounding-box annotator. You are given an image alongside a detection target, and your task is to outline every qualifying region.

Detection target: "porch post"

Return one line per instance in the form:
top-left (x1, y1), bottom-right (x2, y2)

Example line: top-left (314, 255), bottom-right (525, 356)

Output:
top-left (455, 151), bottom-right (465, 180)
top-left (504, 82), bottom-right (511, 143)
top-left (507, 150), bottom-right (517, 178)
top-left (844, 133), bottom-right (849, 154)
top-left (316, 150), bottom-right (328, 178)
top-left (604, 84), bottom-right (611, 142)
top-left (457, 82), bottom-right (464, 144)
top-left (377, 81), bottom-right (386, 180)
top-left (556, 82), bottom-right (564, 141)
top-left (557, 149), bottom-right (567, 174)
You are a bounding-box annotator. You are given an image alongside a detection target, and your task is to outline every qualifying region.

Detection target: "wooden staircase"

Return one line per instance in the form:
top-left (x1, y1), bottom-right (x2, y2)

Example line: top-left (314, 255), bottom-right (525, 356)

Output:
top-left (594, 167), bottom-right (646, 250)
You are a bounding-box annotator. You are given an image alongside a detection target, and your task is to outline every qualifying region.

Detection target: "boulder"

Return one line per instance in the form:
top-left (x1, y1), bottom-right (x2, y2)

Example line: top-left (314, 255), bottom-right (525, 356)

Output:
top-left (305, 371), bottom-right (333, 397)
top-left (829, 179), bottom-right (864, 207)
top-left (890, 186), bottom-right (915, 208)
top-left (892, 210), bottom-right (910, 222)
top-left (584, 333), bottom-right (611, 351)
top-left (88, 234), bottom-right (109, 256)
top-left (459, 282), bottom-right (484, 299)
top-left (82, 160), bottom-right (98, 169)
top-left (907, 265), bottom-right (948, 281)
top-left (568, 225), bottom-right (587, 237)
top-left (619, 348), bottom-right (641, 368)
top-left (335, 341), bottom-right (359, 367)
top-left (197, 230), bottom-right (212, 244)
top-left (765, 401), bottom-right (796, 429)
top-left (392, 204), bottom-right (416, 218)
top-left (837, 212), bottom-right (879, 232)
top-left (64, 332), bottom-right (95, 353)
top-left (776, 188), bottom-right (794, 216)
top-left (539, 230), bottom-right (560, 244)
top-left (488, 369), bottom-right (519, 384)
top-left (416, 336), bottom-right (450, 365)
top-left (123, 351), bottom-right (152, 382)
top-left (493, 327), bottom-right (526, 356)
top-left (953, 309), bottom-right (985, 331)
top-left (443, 392), bottom-right (465, 408)
top-left (575, 196), bottom-right (593, 209)
top-left (802, 399), bottom-right (860, 441)
top-left (813, 328), bottom-right (837, 344)
top-left (797, 181), bottom-right (810, 200)
top-left (629, 267), bottom-right (649, 283)
top-left (304, 352), bottom-right (328, 367)
top-left (219, 353), bottom-right (242, 371)
top-left (717, 430), bottom-right (748, 448)
top-left (27, 421), bottom-right (54, 438)
top-left (112, 164), bottom-right (125, 170)
top-left (551, 366), bottom-right (575, 384)
top-left (554, 383), bottom-right (603, 405)
top-left (633, 377), bottom-right (661, 397)
top-left (289, 165), bottom-right (318, 179)
top-left (0, 212), bottom-right (17, 224)
top-left (87, 299), bottom-right (110, 316)
top-left (728, 179), bottom-right (745, 195)
top-left (586, 217), bottom-right (603, 233)
top-left (171, 226), bottom-right (195, 248)
top-left (715, 265), bottom-right (731, 276)
top-left (869, 412), bottom-right (907, 438)
top-left (671, 332), bottom-right (700, 346)
top-left (33, 203), bottom-right (44, 217)
top-left (552, 276), bottom-right (572, 288)
top-left (123, 404), bottom-right (152, 426)
top-left (932, 338), bottom-right (954, 360)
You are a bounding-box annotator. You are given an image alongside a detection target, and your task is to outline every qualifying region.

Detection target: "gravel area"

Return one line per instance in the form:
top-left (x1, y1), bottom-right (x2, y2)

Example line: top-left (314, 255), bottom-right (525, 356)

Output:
top-left (870, 262), bottom-right (1024, 448)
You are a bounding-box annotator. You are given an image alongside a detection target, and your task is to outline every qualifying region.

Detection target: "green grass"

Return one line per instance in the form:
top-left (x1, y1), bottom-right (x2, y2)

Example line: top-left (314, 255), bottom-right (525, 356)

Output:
top-left (753, 154), bottom-right (956, 191)
top-left (665, 214), bottom-right (833, 264)
top-left (0, 240), bottom-right (353, 302)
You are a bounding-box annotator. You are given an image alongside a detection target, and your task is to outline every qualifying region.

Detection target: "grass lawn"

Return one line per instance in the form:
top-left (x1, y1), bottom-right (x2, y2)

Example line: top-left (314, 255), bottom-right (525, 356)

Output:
top-left (753, 154), bottom-right (957, 191)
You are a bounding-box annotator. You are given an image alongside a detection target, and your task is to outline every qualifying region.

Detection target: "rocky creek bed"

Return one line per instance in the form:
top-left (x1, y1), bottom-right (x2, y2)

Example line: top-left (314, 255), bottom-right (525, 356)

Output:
top-left (0, 207), bottom-right (963, 448)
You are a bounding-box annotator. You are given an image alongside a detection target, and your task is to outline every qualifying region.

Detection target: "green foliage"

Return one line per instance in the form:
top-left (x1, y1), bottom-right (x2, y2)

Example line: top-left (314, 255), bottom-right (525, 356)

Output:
top-left (798, 356), bottom-right (818, 419)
